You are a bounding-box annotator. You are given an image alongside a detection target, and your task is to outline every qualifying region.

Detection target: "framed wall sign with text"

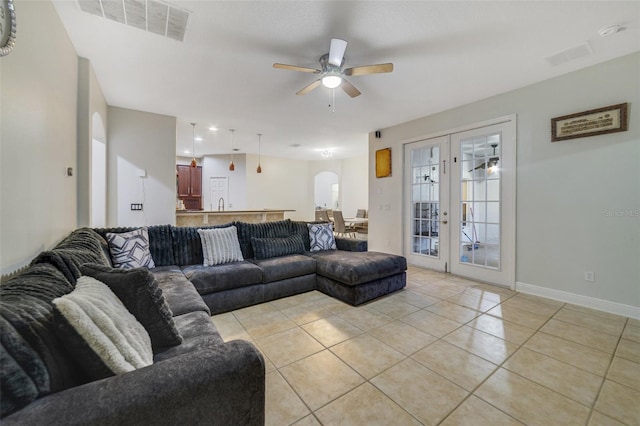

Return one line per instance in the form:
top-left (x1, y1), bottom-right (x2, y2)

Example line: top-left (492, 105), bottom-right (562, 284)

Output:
top-left (551, 103), bottom-right (628, 142)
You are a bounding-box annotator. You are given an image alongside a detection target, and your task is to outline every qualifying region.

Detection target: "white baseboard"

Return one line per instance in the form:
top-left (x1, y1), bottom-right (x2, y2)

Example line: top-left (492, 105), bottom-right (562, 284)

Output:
top-left (516, 281), bottom-right (640, 320)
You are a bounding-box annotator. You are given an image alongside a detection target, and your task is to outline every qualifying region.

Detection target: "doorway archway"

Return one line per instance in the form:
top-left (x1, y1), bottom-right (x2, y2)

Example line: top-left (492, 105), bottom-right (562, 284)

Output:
top-left (314, 171), bottom-right (339, 210)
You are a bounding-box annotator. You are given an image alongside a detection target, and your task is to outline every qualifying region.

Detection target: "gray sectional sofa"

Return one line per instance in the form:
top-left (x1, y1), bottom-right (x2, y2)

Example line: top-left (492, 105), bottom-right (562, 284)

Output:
top-left (1, 219), bottom-right (406, 424)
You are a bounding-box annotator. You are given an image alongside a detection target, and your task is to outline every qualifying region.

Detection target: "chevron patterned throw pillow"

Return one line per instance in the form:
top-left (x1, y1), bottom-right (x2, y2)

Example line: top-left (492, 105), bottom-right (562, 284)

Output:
top-left (106, 228), bottom-right (156, 269)
top-left (307, 223), bottom-right (337, 252)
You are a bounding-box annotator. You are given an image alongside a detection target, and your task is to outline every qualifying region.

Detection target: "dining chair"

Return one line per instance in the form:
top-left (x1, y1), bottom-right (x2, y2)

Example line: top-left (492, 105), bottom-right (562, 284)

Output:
top-left (356, 209), bottom-right (367, 218)
top-left (332, 210), bottom-right (357, 238)
top-left (317, 209), bottom-right (331, 222)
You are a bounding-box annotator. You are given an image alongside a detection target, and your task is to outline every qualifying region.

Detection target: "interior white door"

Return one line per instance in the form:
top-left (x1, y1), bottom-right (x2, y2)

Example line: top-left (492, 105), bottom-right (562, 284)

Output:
top-left (450, 119), bottom-right (516, 287)
top-left (404, 136), bottom-right (450, 271)
top-left (210, 177), bottom-right (228, 210)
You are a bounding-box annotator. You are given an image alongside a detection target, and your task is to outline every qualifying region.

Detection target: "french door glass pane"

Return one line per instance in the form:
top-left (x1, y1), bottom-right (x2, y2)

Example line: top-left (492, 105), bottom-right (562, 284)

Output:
top-left (459, 133), bottom-right (501, 270)
top-left (411, 146), bottom-right (440, 258)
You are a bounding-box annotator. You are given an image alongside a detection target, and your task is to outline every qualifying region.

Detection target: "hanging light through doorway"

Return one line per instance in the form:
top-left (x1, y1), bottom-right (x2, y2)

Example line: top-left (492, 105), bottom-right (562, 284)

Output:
top-left (228, 129), bottom-right (236, 171)
top-left (256, 133), bottom-right (262, 173)
top-left (190, 122), bottom-right (197, 167)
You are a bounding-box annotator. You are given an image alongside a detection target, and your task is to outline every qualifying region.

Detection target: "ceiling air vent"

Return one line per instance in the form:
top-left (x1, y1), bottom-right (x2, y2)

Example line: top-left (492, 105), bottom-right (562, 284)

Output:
top-left (77, 0), bottom-right (189, 42)
top-left (545, 42), bottom-right (593, 67)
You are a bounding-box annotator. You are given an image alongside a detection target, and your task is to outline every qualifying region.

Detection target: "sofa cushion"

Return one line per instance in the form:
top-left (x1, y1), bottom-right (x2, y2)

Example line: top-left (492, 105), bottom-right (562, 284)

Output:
top-left (310, 251), bottom-right (407, 286)
top-left (183, 261), bottom-right (263, 295)
top-left (307, 223), bottom-right (337, 252)
top-left (52, 276), bottom-right (153, 381)
top-left (55, 228), bottom-right (113, 265)
top-left (95, 225), bottom-right (175, 267)
top-left (31, 228), bottom-right (112, 283)
top-left (151, 266), bottom-right (210, 316)
top-left (153, 311), bottom-right (223, 362)
top-left (198, 226), bottom-right (244, 266)
top-left (250, 254), bottom-right (316, 284)
top-left (106, 228), bottom-right (155, 269)
top-left (234, 219), bottom-right (293, 259)
top-left (80, 264), bottom-right (182, 350)
top-left (171, 224), bottom-right (232, 266)
top-left (251, 234), bottom-right (305, 260)
top-left (0, 263), bottom-right (81, 417)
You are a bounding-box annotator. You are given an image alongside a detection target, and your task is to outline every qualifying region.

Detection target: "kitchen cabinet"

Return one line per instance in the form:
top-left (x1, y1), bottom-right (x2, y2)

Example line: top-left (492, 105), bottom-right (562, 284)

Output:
top-left (177, 165), bottom-right (202, 210)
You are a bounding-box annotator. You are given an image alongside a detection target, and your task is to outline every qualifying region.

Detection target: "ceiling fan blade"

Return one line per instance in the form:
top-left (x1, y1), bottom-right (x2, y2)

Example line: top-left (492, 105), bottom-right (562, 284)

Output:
top-left (296, 79), bottom-right (322, 96)
top-left (328, 38), bottom-right (347, 66)
top-left (344, 63), bottom-right (394, 76)
top-left (341, 79), bottom-right (361, 98)
top-left (273, 63), bottom-right (320, 73)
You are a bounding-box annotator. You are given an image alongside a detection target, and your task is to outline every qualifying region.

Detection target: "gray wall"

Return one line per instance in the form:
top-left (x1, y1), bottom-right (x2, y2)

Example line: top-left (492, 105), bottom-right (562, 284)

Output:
top-left (369, 52), bottom-right (639, 313)
top-left (0, 0), bottom-right (79, 276)
top-left (107, 107), bottom-right (177, 226)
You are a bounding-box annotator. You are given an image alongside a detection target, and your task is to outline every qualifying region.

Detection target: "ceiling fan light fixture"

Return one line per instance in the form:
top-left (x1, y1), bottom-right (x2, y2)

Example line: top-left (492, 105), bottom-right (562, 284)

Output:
top-left (322, 75), bottom-right (342, 89)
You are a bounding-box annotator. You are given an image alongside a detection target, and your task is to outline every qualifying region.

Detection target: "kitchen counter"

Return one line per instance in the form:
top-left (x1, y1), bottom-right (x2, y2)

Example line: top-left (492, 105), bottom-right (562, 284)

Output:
top-left (175, 209), bottom-right (295, 227)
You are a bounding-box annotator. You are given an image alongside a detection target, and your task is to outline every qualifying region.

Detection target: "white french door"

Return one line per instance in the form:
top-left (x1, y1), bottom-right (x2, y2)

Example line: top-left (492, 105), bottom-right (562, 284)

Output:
top-left (404, 136), bottom-right (450, 271)
top-left (404, 117), bottom-right (516, 288)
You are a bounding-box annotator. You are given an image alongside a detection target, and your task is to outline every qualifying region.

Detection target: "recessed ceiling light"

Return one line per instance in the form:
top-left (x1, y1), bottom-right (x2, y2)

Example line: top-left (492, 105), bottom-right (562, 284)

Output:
top-left (598, 24), bottom-right (623, 37)
top-left (209, 126), bottom-right (218, 131)
top-left (195, 137), bottom-right (203, 141)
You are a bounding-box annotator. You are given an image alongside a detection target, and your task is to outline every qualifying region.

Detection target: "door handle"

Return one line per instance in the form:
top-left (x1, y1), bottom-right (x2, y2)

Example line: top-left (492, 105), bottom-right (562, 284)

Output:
top-left (441, 220), bottom-right (448, 224)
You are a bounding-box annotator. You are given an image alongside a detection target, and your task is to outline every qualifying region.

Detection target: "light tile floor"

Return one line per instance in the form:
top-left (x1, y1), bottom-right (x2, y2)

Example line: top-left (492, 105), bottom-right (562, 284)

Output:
top-left (211, 266), bottom-right (640, 426)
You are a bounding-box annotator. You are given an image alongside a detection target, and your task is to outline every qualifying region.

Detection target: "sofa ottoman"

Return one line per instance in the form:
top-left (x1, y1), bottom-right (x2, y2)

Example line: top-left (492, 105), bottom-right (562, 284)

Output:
top-left (309, 251), bottom-right (407, 305)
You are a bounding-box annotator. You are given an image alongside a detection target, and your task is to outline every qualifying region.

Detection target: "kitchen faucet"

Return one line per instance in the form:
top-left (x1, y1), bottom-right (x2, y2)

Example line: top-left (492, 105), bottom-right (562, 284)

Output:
top-left (218, 197), bottom-right (225, 212)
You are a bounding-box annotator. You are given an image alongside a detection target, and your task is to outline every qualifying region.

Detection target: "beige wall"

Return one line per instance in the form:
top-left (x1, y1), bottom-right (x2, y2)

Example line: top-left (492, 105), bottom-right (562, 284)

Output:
top-left (77, 57), bottom-right (108, 227)
top-left (0, 0), bottom-right (79, 276)
top-left (369, 52), bottom-right (640, 315)
top-left (107, 107), bottom-right (177, 227)
top-left (245, 154), bottom-right (314, 221)
top-left (340, 155), bottom-right (369, 218)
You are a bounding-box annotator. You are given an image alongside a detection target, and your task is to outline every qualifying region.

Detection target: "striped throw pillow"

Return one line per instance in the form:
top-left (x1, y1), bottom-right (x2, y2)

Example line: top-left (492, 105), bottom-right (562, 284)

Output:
top-left (197, 226), bottom-right (244, 266)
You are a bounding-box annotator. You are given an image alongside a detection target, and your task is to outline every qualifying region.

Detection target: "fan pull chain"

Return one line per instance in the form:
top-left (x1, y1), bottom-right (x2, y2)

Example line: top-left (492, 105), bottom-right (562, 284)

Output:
top-left (329, 88), bottom-right (336, 113)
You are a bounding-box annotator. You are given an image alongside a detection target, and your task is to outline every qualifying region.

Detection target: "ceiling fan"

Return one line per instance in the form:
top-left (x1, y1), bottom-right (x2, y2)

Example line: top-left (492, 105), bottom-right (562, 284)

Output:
top-left (273, 38), bottom-right (393, 98)
top-left (470, 143), bottom-right (500, 173)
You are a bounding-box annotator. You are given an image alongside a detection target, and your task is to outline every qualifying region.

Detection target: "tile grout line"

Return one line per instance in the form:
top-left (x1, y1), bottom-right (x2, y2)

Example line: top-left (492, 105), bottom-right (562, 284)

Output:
top-left (433, 296), bottom-right (562, 425)
top-left (212, 273), bottom-right (636, 426)
top-left (585, 316), bottom-right (631, 426)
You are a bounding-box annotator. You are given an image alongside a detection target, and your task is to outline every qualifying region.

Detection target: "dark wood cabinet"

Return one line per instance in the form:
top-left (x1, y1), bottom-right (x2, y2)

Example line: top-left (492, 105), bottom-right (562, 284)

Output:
top-left (177, 165), bottom-right (202, 210)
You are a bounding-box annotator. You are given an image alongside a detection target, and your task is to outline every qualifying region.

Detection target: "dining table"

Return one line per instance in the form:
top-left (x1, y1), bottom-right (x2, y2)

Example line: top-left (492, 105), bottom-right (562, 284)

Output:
top-left (344, 217), bottom-right (368, 226)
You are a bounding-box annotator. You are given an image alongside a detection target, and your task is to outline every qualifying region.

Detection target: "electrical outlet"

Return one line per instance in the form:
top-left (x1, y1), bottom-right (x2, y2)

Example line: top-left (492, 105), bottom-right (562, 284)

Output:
top-left (130, 203), bottom-right (143, 211)
top-left (584, 271), bottom-right (595, 282)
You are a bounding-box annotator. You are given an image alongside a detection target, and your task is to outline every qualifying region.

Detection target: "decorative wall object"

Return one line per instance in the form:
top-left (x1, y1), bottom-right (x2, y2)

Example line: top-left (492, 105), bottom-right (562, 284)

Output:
top-left (376, 148), bottom-right (392, 178)
top-left (551, 103), bottom-right (628, 142)
top-left (0, 0), bottom-right (17, 57)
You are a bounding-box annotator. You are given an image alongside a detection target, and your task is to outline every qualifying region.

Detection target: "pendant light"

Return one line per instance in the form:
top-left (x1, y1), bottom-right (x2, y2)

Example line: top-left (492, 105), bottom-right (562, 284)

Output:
top-left (228, 129), bottom-right (235, 171)
top-left (256, 133), bottom-right (262, 173)
top-left (190, 122), bottom-right (197, 167)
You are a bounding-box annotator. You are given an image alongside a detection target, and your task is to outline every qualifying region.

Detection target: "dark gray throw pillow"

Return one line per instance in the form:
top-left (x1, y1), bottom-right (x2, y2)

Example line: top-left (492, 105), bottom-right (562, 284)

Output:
top-left (80, 264), bottom-right (182, 350)
top-left (251, 234), bottom-right (305, 260)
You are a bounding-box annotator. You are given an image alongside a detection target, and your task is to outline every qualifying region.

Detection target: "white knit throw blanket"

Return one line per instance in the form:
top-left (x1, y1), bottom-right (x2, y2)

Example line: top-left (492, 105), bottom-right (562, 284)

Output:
top-left (53, 276), bottom-right (153, 374)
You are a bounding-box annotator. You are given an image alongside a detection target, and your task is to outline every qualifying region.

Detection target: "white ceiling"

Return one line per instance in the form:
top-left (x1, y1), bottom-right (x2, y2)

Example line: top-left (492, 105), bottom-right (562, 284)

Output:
top-left (52, 1), bottom-right (640, 161)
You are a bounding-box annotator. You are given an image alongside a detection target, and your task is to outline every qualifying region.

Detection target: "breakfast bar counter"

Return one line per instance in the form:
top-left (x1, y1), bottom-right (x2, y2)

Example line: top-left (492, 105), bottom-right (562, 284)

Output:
top-left (176, 209), bottom-right (295, 227)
